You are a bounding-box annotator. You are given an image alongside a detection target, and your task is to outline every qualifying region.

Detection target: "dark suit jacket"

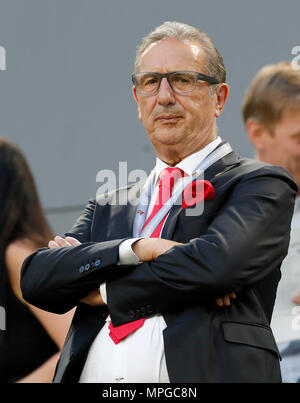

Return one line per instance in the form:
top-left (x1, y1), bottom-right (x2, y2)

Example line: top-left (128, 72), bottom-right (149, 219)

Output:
top-left (21, 144), bottom-right (297, 383)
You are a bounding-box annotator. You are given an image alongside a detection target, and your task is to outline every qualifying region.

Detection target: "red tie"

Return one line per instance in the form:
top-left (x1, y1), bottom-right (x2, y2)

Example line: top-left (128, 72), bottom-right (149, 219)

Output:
top-left (108, 167), bottom-right (184, 344)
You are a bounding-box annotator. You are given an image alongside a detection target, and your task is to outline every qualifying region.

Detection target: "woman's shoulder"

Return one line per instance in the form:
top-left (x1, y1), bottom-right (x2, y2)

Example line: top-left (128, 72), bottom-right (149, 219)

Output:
top-left (5, 238), bottom-right (39, 274)
top-left (6, 238), bottom-right (38, 257)
top-left (5, 238), bottom-right (41, 301)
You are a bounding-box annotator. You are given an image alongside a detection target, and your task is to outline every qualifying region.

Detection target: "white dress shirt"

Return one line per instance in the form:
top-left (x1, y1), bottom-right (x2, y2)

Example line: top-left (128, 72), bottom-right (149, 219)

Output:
top-left (79, 136), bottom-right (222, 383)
top-left (271, 196), bottom-right (300, 344)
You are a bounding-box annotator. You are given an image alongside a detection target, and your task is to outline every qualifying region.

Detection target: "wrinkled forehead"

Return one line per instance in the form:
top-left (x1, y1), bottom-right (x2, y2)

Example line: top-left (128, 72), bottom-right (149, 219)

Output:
top-left (138, 38), bottom-right (206, 73)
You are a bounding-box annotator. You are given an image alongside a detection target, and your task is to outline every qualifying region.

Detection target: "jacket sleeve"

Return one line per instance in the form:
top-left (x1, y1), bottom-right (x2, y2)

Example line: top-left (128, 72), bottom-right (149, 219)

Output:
top-left (20, 199), bottom-right (128, 313)
top-left (106, 166), bottom-right (297, 326)
top-left (64, 198), bottom-right (96, 243)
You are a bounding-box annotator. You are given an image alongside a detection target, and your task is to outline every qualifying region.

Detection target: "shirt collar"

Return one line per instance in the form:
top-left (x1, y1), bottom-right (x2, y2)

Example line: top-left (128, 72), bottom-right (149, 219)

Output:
top-left (154, 136), bottom-right (222, 184)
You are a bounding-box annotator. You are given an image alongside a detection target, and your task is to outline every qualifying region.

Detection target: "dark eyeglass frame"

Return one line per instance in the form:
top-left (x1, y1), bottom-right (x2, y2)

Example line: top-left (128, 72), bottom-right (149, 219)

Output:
top-left (132, 70), bottom-right (220, 95)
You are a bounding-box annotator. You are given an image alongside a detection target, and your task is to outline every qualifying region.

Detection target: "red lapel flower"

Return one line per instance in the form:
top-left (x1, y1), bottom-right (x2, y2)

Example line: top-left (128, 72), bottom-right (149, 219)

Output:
top-left (182, 180), bottom-right (215, 210)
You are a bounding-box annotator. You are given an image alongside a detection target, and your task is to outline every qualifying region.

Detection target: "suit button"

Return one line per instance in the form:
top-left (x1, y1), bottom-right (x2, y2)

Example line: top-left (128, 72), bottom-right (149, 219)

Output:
top-left (79, 266), bottom-right (85, 273)
top-left (146, 304), bottom-right (154, 314)
top-left (128, 310), bottom-right (135, 319)
top-left (140, 307), bottom-right (146, 315)
top-left (85, 264), bottom-right (90, 271)
top-left (95, 259), bottom-right (101, 267)
top-left (135, 308), bottom-right (141, 317)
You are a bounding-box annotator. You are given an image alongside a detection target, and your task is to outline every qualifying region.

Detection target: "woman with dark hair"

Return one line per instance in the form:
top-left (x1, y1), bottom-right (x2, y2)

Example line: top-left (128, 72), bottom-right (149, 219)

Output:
top-left (0, 136), bottom-right (74, 382)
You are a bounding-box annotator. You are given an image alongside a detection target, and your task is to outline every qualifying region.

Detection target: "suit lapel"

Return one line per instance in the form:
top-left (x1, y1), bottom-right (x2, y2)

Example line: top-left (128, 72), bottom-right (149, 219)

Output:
top-left (205, 149), bottom-right (240, 182)
top-left (98, 143), bottom-right (240, 242)
top-left (161, 144), bottom-right (240, 240)
top-left (103, 179), bottom-right (146, 240)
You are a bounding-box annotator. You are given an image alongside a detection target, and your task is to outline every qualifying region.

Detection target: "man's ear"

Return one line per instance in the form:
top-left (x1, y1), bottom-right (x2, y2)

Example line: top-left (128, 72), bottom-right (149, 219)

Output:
top-left (215, 83), bottom-right (229, 118)
top-left (246, 118), bottom-right (268, 151)
top-left (132, 86), bottom-right (142, 120)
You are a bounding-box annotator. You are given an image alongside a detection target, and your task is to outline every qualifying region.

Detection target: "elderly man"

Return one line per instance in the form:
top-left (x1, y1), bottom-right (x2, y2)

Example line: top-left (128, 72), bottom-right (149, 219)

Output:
top-left (242, 61), bottom-right (300, 382)
top-left (21, 22), bottom-right (296, 383)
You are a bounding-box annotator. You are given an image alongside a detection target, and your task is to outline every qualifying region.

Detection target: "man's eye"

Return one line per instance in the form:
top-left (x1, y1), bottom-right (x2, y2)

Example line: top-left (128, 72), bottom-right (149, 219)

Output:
top-left (144, 78), bottom-right (158, 85)
top-left (173, 75), bottom-right (192, 84)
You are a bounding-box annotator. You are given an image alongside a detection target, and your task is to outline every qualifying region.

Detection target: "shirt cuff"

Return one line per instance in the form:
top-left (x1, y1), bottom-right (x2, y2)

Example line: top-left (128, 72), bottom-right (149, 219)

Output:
top-left (100, 283), bottom-right (107, 305)
top-left (118, 238), bottom-right (143, 266)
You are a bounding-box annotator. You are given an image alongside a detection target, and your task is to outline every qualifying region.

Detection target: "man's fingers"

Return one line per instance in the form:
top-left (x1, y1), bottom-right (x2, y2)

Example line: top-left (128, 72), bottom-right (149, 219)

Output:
top-left (65, 236), bottom-right (81, 246)
top-left (80, 290), bottom-right (104, 306)
top-left (54, 235), bottom-right (71, 247)
top-left (216, 298), bottom-right (223, 307)
top-left (48, 240), bottom-right (60, 248)
top-left (48, 235), bottom-right (81, 249)
top-left (223, 295), bottom-right (231, 306)
top-left (216, 293), bottom-right (237, 307)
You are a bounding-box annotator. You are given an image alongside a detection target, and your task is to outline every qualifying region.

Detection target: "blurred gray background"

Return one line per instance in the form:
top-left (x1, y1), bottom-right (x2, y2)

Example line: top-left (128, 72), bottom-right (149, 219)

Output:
top-left (0, 0), bottom-right (299, 234)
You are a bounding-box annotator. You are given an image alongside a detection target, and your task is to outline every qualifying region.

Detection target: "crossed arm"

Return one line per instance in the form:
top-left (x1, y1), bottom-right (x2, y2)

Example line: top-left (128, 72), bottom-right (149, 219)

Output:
top-left (49, 235), bottom-right (235, 307)
top-left (21, 166), bottom-right (296, 318)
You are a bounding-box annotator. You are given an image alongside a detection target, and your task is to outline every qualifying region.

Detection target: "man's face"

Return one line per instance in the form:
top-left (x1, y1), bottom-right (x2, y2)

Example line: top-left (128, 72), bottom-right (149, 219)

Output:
top-left (133, 38), bottom-right (228, 163)
top-left (259, 109), bottom-right (300, 185)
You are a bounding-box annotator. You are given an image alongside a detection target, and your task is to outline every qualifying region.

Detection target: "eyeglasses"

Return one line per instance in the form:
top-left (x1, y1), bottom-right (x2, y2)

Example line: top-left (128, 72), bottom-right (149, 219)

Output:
top-left (132, 71), bottom-right (220, 95)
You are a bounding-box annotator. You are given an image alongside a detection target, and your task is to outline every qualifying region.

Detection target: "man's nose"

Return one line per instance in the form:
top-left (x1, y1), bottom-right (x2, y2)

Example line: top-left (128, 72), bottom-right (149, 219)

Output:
top-left (157, 77), bottom-right (176, 105)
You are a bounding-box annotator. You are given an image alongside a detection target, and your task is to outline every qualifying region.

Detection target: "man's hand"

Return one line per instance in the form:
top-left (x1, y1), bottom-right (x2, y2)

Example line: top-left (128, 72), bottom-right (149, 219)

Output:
top-left (215, 292), bottom-right (237, 306)
top-left (48, 235), bottom-right (81, 248)
top-left (132, 238), bottom-right (236, 307)
top-left (48, 235), bottom-right (104, 306)
top-left (80, 289), bottom-right (104, 306)
top-left (132, 238), bottom-right (182, 261)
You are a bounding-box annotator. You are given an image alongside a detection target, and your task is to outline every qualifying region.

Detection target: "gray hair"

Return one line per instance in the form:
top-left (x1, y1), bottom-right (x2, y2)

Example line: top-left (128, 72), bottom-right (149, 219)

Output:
top-left (134, 21), bottom-right (226, 84)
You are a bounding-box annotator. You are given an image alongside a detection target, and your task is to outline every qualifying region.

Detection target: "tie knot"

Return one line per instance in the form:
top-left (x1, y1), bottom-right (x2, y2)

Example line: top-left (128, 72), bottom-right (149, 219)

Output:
top-left (159, 167), bottom-right (185, 191)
